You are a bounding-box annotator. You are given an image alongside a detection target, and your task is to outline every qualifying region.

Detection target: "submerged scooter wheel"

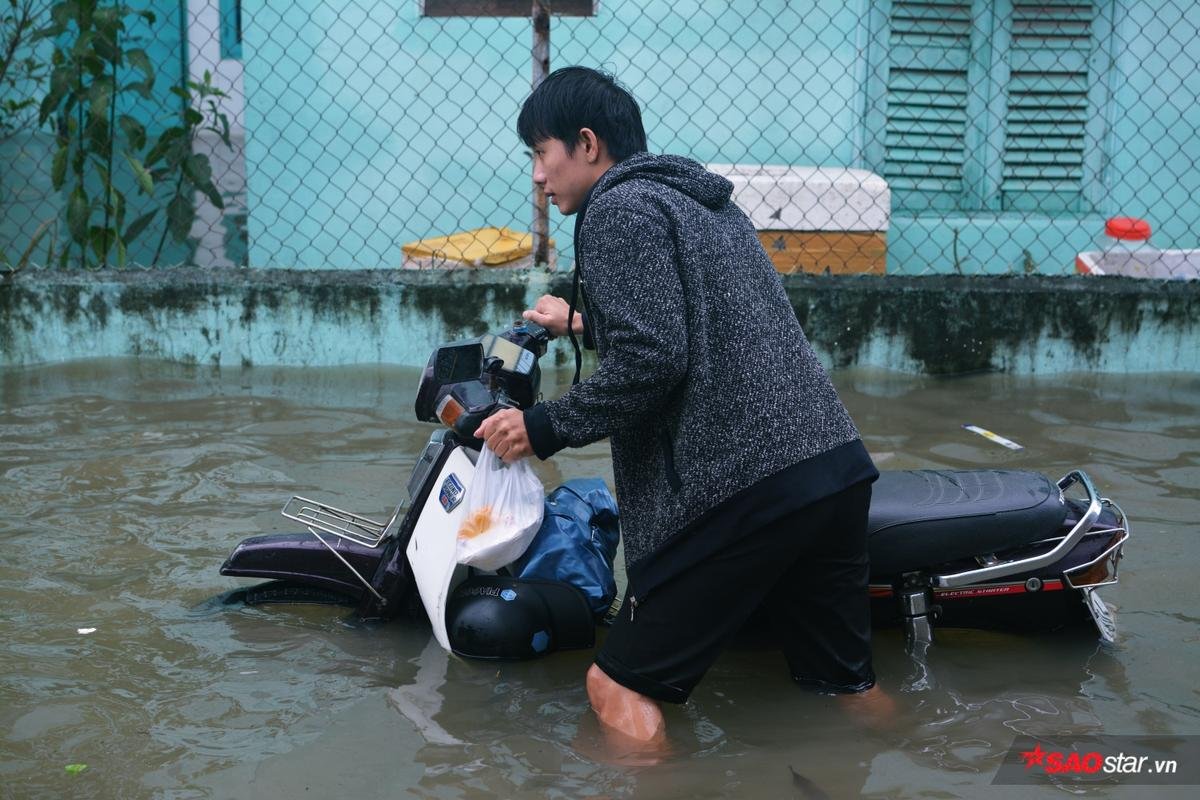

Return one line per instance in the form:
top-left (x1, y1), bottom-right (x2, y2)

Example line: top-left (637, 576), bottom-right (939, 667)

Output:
top-left (445, 575), bottom-right (595, 660)
top-left (227, 580), bottom-right (356, 607)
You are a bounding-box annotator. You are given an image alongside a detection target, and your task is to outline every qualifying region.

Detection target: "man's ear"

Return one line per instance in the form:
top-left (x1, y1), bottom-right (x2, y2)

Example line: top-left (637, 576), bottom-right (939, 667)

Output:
top-left (578, 128), bottom-right (603, 164)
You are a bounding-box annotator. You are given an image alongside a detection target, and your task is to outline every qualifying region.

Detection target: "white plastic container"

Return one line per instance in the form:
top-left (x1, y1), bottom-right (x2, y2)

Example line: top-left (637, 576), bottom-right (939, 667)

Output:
top-left (1076, 217), bottom-right (1200, 279)
top-left (704, 164), bottom-right (890, 232)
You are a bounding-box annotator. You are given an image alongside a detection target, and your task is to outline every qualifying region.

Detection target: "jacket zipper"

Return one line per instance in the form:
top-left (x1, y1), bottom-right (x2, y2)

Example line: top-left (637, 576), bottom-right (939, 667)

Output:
top-left (629, 595), bottom-right (638, 622)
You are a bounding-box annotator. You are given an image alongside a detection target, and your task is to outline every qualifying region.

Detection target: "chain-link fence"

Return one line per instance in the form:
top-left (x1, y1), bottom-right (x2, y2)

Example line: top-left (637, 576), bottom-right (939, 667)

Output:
top-left (3, 0), bottom-right (1199, 277)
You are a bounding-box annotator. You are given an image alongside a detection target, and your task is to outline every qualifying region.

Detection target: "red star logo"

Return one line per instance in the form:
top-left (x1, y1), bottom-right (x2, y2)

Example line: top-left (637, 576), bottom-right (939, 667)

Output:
top-left (1022, 743), bottom-right (1046, 769)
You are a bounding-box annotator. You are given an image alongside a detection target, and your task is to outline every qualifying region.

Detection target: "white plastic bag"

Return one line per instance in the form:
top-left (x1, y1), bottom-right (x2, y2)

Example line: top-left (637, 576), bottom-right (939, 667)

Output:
top-left (455, 445), bottom-right (545, 570)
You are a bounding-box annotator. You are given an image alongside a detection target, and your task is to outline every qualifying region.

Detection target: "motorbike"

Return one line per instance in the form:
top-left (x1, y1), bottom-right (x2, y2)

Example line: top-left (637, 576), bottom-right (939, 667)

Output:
top-left (220, 321), bottom-right (1129, 661)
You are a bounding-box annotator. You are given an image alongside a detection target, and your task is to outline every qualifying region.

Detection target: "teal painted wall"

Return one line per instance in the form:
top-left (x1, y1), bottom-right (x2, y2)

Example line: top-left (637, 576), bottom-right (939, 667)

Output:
top-left (239, 0), bottom-right (869, 268)
top-left (1106, 1), bottom-right (1200, 250)
top-left (238, 0), bottom-right (1200, 273)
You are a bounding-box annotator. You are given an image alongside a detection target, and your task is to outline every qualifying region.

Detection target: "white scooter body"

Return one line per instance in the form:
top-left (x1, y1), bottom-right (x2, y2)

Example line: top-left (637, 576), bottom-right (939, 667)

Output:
top-left (406, 445), bottom-right (477, 651)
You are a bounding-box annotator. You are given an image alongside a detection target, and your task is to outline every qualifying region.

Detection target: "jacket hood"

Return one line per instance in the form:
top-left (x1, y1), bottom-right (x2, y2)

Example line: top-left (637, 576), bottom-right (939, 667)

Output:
top-left (591, 153), bottom-right (733, 211)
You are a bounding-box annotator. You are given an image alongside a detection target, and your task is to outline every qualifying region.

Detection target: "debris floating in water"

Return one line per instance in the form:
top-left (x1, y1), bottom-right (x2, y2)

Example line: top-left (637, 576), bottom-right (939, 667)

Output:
top-left (65, 764), bottom-right (88, 775)
top-left (963, 424), bottom-right (1023, 451)
top-left (76, 627), bottom-right (96, 635)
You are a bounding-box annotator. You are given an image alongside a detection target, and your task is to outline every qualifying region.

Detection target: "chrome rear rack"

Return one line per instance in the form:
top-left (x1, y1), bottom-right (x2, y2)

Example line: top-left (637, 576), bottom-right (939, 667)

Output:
top-left (279, 495), bottom-right (407, 606)
top-left (281, 495), bottom-right (402, 548)
top-left (932, 470), bottom-right (1103, 589)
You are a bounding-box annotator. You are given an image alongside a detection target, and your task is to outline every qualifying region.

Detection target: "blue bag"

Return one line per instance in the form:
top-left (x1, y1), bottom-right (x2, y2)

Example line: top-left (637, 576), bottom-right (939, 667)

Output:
top-left (512, 478), bottom-right (620, 618)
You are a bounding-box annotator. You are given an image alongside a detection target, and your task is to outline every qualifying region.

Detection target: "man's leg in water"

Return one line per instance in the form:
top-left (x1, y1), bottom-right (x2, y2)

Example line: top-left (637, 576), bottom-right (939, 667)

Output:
top-left (837, 683), bottom-right (897, 730)
top-left (586, 663), bottom-right (666, 744)
top-left (767, 480), bottom-right (896, 729)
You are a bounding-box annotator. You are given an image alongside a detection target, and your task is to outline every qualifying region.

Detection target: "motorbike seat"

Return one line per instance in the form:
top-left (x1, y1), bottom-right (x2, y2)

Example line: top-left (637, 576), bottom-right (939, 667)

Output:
top-left (867, 469), bottom-right (1067, 576)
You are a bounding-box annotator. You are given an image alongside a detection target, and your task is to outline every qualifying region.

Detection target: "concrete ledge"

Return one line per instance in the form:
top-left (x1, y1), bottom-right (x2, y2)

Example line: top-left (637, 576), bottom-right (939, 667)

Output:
top-left (784, 274), bottom-right (1200, 373)
top-left (2, 268), bottom-right (1197, 373)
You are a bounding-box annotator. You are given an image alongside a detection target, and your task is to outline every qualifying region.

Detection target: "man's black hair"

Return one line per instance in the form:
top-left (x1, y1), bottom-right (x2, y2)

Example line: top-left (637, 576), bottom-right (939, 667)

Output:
top-left (517, 66), bottom-right (647, 161)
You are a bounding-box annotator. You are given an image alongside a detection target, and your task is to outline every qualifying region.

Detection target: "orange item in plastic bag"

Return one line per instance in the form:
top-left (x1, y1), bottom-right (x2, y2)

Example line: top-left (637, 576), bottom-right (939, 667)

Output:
top-left (458, 505), bottom-right (494, 540)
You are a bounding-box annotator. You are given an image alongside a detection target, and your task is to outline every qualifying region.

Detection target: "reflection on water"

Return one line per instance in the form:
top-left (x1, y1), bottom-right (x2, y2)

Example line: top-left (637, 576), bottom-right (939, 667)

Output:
top-left (1, 360), bottom-right (1197, 798)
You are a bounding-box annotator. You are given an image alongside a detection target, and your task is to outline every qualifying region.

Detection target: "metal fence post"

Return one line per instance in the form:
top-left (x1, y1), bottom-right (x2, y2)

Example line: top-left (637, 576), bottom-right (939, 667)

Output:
top-left (532, 0), bottom-right (551, 270)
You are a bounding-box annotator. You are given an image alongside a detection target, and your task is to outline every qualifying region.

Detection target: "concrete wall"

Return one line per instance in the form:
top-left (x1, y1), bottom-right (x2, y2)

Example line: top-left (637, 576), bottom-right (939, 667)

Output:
top-left (3, 270), bottom-right (1197, 374)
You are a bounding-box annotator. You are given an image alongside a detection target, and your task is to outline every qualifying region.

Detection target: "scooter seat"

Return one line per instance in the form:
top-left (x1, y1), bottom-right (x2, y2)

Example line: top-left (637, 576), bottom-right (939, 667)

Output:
top-left (867, 469), bottom-right (1067, 576)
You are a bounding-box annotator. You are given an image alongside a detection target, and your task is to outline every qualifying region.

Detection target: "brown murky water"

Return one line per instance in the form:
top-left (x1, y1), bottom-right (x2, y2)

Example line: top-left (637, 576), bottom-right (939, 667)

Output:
top-left (2, 360), bottom-right (1198, 799)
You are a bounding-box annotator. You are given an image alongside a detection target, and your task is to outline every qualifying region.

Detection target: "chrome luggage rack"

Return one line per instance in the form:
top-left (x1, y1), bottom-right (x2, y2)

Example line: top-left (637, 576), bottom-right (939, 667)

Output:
top-left (281, 495), bottom-right (401, 547)
top-left (280, 495), bottom-right (406, 603)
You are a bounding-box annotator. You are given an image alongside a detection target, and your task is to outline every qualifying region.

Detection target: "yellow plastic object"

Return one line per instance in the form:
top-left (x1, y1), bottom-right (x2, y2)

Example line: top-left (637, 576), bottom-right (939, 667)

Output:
top-left (401, 227), bottom-right (554, 268)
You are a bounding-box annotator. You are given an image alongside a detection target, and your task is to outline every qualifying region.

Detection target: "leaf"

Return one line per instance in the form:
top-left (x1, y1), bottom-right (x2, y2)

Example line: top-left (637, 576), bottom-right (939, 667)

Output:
top-left (123, 209), bottom-right (156, 243)
top-left (67, 188), bottom-right (89, 244)
top-left (31, 24), bottom-right (65, 43)
top-left (38, 65), bottom-right (73, 124)
top-left (92, 29), bottom-right (118, 63)
top-left (199, 180), bottom-right (224, 211)
top-left (126, 48), bottom-right (153, 84)
top-left (93, 159), bottom-right (110, 189)
top-left (118, 114), bottom-right (145, 151)
top-left (112, 186), bottom-right (126, 229)
top-left (93, 6), bottom-right (120, 31)
top-left (13, 218), bottom-right (57, 274)
top-left (88, 225), bottom-right (113, 264)
top-left (86, 116), bottom-right (110, 154)
top-left (145, 126), bottom-right (184, 167)
top-left (115, 236), bottom-right (127, 269)
top-left (64, 764), bottom-right (88, 775)
top-left (51, 144), bottom-right (68, 190)
top-left (88, 80), bottom-right (111, 120)
top-left (51, 2), bottom-right (76, 27)
top-left (167, 194), bottom-right (193, 243)
top-left (183, 108), bottom-right (203, 127)
top-left (183, 154), bottom-right (212, 186)
top-left (38, 91), bottom-right (61, 126)
top-left (124, 152), bottom-right (153, 194)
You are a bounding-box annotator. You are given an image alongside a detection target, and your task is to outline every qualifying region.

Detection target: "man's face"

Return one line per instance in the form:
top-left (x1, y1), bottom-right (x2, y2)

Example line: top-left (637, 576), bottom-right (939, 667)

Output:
top-left (531, 137), bottom-right (596, 216)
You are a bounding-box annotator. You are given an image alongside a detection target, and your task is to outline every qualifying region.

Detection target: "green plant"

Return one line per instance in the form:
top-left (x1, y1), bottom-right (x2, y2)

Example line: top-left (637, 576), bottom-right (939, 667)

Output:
top-left (0, 216), bottom-right (55, 274)
top-left (34, 2), bottom-right (232, 269)
top-left (35, 0), bottom-right (157, 268)
top-left (143, 69), bottom-right (231, 265)
top-left (0, 0), bottom-right (48, 142)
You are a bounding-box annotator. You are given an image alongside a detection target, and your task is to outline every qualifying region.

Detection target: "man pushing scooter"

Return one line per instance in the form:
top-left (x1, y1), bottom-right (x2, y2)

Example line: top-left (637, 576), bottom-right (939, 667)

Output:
top-left (474, 66), bottom-right (894, 752)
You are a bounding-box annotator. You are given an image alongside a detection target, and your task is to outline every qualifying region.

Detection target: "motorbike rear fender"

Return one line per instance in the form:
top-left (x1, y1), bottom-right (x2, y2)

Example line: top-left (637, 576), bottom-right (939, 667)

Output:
top-left (220, 533), bottom-right (384, 600)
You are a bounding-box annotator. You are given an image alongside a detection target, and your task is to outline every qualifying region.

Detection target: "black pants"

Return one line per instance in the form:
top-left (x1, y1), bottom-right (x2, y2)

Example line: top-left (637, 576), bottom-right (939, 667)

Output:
top-left (595, 480), bottom-right (875, 704)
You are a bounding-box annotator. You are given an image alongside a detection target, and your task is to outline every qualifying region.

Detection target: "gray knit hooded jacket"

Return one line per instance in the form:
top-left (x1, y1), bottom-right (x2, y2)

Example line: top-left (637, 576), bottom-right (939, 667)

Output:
top-left (524, 153), bottom-right (864, 568)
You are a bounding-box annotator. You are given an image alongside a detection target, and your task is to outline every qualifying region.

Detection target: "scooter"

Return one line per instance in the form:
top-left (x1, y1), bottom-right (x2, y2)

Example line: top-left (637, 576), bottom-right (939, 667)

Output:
top-left (220, 321), bottom-right (1129, 660)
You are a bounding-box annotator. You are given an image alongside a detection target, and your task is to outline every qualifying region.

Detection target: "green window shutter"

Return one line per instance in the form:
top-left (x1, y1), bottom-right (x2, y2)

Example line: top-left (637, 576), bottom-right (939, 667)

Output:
top-left (1000, 2), bottom-right (1097, 212)
top-left (220, 0), bottom-right (242, 60)
top-left (879, 1), bottom-right (975, 212)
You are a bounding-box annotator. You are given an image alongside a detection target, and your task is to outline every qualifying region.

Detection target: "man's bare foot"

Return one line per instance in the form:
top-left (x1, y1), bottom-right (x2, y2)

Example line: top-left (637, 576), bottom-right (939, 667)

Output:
top-left (836, 684), bottom-right (898, 731)
top-left (585, 663), bottom-right (669, 762)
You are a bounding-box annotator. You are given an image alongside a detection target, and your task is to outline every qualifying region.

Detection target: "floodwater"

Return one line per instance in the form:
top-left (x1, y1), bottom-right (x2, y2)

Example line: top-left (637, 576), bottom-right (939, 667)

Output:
top-left (2, 359), bottom-right (1198, 799)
